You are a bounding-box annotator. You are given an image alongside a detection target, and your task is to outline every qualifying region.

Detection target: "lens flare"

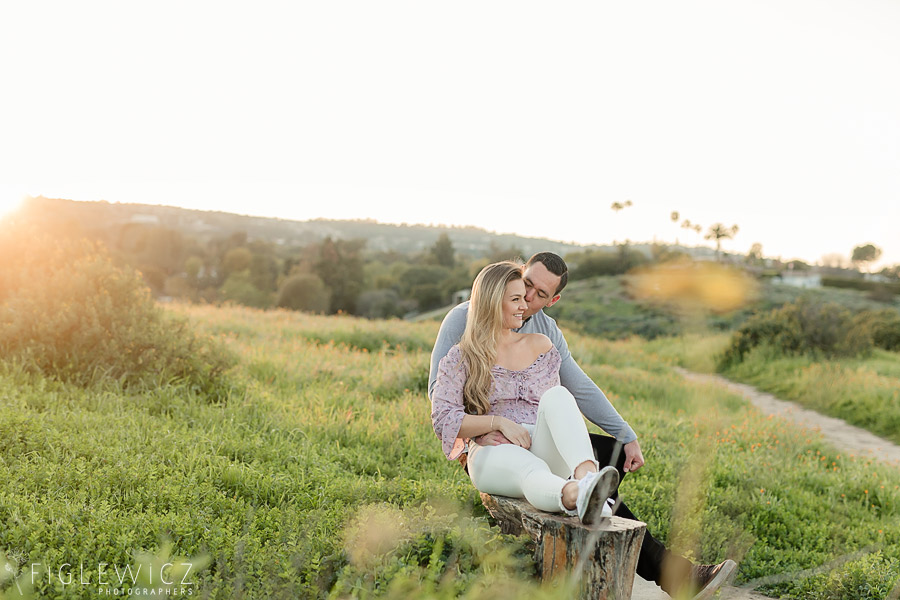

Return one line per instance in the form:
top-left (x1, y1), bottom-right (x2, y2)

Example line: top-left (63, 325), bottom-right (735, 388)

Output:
top-left (627, 260), bottom-right (756, 314)
top-left (0, 195), bottom-right (24, 220)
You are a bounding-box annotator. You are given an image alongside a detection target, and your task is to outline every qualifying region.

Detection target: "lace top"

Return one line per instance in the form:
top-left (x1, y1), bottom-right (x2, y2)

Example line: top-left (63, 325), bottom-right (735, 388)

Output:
top-left (430, 344), bottom-right (562, 459)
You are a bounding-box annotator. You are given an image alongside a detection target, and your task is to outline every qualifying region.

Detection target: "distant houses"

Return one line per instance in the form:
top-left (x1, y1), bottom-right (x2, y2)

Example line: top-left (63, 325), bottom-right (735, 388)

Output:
top-left (774, 271), bottom-right (822, 289)
top-left (452, 289), bottom-right (471, 305)
top-left (130, 214), bottom-right (160, 225)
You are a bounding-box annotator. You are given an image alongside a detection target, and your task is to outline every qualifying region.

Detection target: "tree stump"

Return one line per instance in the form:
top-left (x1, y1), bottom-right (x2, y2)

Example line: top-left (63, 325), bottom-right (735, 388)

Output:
top-left (481, 493), bottom-right (646, 600)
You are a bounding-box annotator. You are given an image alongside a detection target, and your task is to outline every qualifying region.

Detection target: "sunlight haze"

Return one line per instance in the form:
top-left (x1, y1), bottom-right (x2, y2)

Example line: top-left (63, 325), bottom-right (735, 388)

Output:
top-left (2, 0), bottom-right (897, 266)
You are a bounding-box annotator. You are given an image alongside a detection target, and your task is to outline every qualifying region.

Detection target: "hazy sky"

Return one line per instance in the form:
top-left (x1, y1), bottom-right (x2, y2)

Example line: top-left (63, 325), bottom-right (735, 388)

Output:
top-left (2, 1), bottom-right (898, 267)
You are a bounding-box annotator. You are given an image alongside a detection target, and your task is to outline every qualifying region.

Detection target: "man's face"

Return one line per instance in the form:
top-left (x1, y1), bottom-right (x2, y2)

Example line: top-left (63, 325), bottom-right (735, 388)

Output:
top-left (521, 262), bottom-right (562, 318)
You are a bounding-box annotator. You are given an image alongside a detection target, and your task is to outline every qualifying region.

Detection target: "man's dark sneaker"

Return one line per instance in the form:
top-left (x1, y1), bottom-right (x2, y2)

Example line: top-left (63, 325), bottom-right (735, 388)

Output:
top-left (689, 559), bottom-right (737, 600)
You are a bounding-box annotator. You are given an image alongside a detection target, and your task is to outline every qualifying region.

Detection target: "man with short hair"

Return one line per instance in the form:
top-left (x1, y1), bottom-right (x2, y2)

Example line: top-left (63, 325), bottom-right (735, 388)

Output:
top-left (428, 251), bottom-right (736, 600)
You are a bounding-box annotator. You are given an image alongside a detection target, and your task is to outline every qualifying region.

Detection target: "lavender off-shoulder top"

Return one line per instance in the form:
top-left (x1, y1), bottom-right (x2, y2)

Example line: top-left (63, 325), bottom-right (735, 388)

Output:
top-left (430, 344), bottom-right (562, 460)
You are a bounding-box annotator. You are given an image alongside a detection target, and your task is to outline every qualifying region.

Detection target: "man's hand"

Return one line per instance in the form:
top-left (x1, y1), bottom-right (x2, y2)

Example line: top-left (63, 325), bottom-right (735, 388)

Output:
top-left (623, 439), bottom-right (645, 473)
top-left (476, 430), bottom-right (512, 446)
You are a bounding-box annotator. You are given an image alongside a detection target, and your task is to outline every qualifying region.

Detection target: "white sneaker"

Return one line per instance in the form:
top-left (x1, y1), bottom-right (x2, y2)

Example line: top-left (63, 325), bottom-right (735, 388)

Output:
top-left (600, 498), bottom-right (614, 519)
top-left (576, 466), bottom-right (619, 525)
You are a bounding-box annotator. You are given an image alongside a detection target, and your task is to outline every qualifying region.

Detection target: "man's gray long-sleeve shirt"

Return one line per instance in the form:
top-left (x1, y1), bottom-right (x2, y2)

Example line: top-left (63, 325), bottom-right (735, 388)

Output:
top-left (427, 302), bottom-right (637, 444)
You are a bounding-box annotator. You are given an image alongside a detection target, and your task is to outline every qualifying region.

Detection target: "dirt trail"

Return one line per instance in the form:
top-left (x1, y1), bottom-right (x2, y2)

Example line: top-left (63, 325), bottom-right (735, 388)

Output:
top-left (675, 368), bottom-right (900, 467)
top-left (631, 576), bottom-right (767, 600)
top-left (631, 369), bottom-right (900, 599)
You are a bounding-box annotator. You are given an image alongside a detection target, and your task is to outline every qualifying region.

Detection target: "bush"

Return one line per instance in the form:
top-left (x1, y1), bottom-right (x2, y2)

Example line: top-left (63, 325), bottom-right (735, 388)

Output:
top-left (867, 285), bottom-right (896, 303)
top-left (356, 289), bottom-right (408, 319)
top-left (873, 318), bottom-right (900, 351)
top-left (221, 270), bottom-right (273, 309)
top-left (822, 276), bottom-right (900, 296)
top-left (332, 503), bottom-right (537, 598)
top-left (567, 247), bottom-right (649, 280)
top-left (777, 552), bottom-right (900, 600)
top-left (276, 273), bottom-right (330, 313)
top-left (719, 298), bottom-right (872, 367)
top-left (854, 309), bottom-right (900, 351)
top-left (0, 231), bottom-right (235, 396)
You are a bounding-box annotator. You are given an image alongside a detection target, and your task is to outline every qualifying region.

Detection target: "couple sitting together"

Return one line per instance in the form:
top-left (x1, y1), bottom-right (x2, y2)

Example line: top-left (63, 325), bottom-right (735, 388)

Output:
top-left (428, 252), bottom-right (736, 600)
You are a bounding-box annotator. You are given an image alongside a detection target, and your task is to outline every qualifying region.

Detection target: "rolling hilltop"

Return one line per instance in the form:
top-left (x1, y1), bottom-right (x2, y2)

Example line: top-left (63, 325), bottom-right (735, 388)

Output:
top-left (13, 195), bottom-right (723, 261)
top-left (15, 196), bottom-right (603, 258)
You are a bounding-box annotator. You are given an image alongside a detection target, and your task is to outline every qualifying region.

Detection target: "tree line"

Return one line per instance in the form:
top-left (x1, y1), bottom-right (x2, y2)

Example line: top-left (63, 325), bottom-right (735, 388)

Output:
top-left (9, 197), bottom-right (897, 318)
top-left (100, 225), bottom-right (536, 318)
top-left (50, 217), bottom-right (900, 316)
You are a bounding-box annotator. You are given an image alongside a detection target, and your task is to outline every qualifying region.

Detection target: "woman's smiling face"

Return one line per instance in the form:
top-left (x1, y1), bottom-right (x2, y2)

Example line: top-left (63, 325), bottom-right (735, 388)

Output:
top-left (501, 278), bottom-right (528, 329)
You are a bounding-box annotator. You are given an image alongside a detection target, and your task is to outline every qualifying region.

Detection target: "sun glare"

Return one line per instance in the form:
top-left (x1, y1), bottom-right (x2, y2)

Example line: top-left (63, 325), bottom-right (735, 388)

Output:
top-left (0, 195), bottom-right (24, 220)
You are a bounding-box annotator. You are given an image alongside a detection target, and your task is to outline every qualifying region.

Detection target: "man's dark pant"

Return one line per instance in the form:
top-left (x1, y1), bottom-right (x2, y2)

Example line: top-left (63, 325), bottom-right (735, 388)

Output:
top-left (590, 433), bottom-right (692, 588)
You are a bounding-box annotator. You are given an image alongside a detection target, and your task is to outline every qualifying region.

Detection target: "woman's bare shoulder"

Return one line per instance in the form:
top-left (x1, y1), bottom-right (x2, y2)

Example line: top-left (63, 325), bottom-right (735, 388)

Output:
top-left (525, 333), bottom-right (553, 354)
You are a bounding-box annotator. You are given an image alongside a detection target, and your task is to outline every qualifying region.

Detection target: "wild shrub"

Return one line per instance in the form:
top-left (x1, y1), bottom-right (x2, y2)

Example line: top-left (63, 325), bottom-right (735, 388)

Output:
top-left (332, 503), bottom-right (538, 598)
top-left (356, 289), bottom-right (409, 319)
top-left (221, 270), bottom-right (274, 308)
top-left (866, 284), bottom-right (897, 303)
top-left (776, 552), bottom-right (900, 600)
top-left (276, 272), bottom-right (330, 313)
top-left (719, 298), bottom-right (872, 367)
top-left (567, 247), bottom-right (648, 279)
top-left (0, 230), bottom-right (234, 396)
top-left (854, 309), bottom-right (900, 352)
top-left (822, 275), bottom-right (900, 296)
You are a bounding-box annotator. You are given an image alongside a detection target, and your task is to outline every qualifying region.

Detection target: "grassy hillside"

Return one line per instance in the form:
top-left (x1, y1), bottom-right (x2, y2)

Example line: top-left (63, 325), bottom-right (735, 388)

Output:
top-left (551, 275), bottom-right (900, 341)
top-left (1, 305), bottom-right (899, 598)
top-left (638, 331), bottom-right (900, 446)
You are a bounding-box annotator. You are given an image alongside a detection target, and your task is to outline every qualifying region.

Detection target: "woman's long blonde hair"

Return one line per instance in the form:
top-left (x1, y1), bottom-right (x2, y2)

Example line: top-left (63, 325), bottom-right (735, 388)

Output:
top-left (459, 261), bottom-right (523, 415)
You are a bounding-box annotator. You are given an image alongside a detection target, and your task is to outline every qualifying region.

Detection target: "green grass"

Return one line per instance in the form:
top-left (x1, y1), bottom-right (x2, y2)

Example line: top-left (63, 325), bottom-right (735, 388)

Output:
top-left (551, 276), bottom-right (680, 340)
top-left (552, 275), bottom-right (900, 341)
top-left (1, 304), bottom-right (899, 598)
top-left (567, 334), bottom-right (900, 598)
top-left (627, 332), bottom-right (732, 374)
top-left (721, 347), bottom-right (900, 446)
top-left (638, 333), bottom-right (900, 446)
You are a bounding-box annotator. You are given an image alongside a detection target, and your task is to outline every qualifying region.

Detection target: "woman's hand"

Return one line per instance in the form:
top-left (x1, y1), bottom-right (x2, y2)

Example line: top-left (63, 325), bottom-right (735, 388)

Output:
top-left (497, 417), bottom-right (531, 449)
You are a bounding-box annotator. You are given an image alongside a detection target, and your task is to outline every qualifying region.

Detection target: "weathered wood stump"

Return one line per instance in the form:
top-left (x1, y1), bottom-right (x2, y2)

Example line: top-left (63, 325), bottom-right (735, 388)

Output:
top-left (481, 493), bottom-right (646, 600)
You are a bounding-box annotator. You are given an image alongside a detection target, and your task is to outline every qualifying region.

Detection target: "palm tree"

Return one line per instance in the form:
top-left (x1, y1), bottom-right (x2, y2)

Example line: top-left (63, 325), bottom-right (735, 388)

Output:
top-left (609, 201), bottom-right (633, 245)
top-left (705, 223), bottom-right (739, 261)
top-left (681, 219), bottom-right (702, 235)
top-left (610, 200), bottom-right (633, 214)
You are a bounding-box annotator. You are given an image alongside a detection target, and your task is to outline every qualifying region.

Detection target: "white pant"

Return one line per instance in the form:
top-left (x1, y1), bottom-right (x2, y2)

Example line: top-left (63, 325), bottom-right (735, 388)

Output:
top-left (467, 386), bottom-right (597, 513)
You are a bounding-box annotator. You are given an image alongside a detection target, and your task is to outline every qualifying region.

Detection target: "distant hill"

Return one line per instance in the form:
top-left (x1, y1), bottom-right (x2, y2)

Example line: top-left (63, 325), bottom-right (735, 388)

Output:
top-left (12, 196), bottom-right (726, 261)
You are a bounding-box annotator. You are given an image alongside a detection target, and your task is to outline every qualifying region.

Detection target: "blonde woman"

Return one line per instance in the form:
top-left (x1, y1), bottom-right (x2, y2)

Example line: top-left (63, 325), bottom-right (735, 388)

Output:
top-left (431, 261), bottom-right (618, 524)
